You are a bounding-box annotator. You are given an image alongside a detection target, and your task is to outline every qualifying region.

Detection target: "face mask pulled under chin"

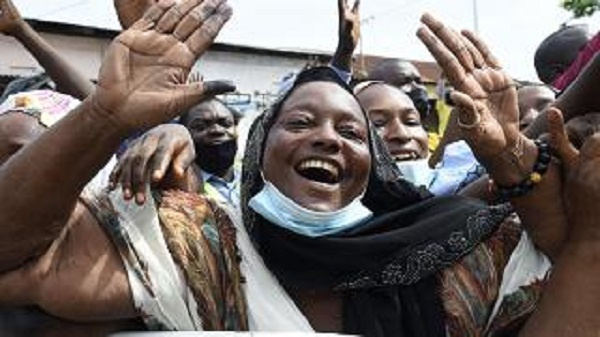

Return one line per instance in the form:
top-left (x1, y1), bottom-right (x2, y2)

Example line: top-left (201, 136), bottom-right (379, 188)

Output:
top-left (195, 139), bottom-right (238, 174)
top-left (248, 181), bottom-right (373, 238)
top-left (396, 158), bottom-right (435, 189)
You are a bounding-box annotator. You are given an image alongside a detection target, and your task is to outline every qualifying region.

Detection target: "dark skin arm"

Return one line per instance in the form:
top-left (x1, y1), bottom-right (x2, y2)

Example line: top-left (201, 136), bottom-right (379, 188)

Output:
top-left (519, 108), bottom-right (600, 337)
top-left (417, 13), bottom-right (567, 260)
top-left (0, 0), bottom-right (95, 100)
top-left (0, 0), bottom-right (234, 272)
top-left (524, 53), bottom-right (600, 139)
top-left (331, 0), bottom-right (360, 73)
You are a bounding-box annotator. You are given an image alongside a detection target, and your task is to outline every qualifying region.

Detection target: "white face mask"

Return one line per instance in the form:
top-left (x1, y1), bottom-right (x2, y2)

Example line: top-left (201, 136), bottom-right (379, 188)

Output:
top-left (248, 181), bottom-right (373, 237)
top-left (396, 158), bottom-right (435, 189)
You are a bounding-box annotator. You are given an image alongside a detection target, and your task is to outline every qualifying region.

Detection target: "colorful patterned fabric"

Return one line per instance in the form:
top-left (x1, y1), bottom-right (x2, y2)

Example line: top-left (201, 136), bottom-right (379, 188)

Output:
top-left (0, 90), bottom-right (80, 127)
top-left (82, 186), bottom-right (248, 331)
top-left (156, 190), bottom-right (248, 331)
top-left (440, 214), bottom-right (547, 337)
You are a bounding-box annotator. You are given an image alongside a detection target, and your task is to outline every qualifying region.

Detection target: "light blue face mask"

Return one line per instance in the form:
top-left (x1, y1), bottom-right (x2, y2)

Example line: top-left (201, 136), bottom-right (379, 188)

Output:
top-left (248, 181), bottom-right (373, 238)
top-left (396, 158), bottom-right (435, 189)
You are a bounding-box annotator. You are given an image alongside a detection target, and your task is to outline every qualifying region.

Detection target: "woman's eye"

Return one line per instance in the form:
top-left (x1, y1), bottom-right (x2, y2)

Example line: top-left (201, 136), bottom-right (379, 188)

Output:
top-left (339, 127), bottom-right (366, 142)
top-left (286, 118), bottom-right (310, 129)
top-left (221, 120), bottom-right (234, 128)
top-left (406, 119), bottom-right (422, 126)
top-left (372, 120), bottom-right (386, 128)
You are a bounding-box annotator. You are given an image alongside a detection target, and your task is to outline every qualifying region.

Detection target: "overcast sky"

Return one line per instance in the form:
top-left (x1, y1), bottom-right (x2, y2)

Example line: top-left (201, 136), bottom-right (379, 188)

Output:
top-left (13, 0), bottom-right (600, 81)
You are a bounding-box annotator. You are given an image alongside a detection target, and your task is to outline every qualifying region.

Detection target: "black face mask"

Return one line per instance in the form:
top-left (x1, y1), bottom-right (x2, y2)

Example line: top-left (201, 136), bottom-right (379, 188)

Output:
top-left (407, 87), bottom-right (431, 119)
top-left (194, 139), bottom-right (238, 175)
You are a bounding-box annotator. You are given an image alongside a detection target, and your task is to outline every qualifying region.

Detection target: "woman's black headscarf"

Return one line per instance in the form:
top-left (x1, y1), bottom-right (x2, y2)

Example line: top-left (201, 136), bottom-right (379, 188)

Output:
top-left (241, 67), bottom-right (511, 337)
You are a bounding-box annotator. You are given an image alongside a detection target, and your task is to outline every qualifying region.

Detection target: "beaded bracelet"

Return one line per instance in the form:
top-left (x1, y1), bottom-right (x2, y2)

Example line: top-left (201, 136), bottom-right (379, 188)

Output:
top-left (494, 139), bottom-right (552, 202)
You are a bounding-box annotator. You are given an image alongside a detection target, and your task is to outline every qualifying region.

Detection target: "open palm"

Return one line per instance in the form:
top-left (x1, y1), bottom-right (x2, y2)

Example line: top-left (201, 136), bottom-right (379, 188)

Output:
top-left (417, 14), bottom-right (520, 164)
top-left (93, 0), bottom-right (234, 133)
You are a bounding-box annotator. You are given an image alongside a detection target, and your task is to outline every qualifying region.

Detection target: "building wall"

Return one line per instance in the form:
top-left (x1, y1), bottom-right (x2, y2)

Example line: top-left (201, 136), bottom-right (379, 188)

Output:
top-left (0, 32), bottom-right (311, 101)
top-left (0, 32), bottom-right (108, 79)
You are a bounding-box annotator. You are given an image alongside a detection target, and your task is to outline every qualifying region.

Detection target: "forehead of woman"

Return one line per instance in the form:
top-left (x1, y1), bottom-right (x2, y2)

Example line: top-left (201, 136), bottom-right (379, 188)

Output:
top-left (277, 81), bottom-right (366, 124)
top-left (356, 84), bottom-right (416, 112)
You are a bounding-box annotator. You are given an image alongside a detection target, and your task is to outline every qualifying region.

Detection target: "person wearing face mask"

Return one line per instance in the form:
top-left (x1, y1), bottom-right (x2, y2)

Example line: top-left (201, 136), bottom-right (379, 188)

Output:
top-left (180, 97), bottom-right (243, 208)
top-left (355, 81), bottom-right (482, 196)
top-left (368, 59), bottom-right (452, 152)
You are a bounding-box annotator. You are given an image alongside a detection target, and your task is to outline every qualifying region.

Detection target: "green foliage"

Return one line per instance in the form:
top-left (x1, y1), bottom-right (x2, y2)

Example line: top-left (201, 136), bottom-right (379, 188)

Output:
top-left (562, 0), bottom-right (600, 18)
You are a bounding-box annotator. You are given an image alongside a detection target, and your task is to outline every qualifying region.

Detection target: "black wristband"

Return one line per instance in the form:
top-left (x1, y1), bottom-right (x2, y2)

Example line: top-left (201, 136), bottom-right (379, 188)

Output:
top-left (495, 139), bottom-right (552, 202)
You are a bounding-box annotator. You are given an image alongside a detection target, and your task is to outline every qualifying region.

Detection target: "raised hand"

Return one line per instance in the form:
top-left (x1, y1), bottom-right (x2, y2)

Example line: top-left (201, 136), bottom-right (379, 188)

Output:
top-left (91, 0), bottom-right (235, 135)
top-left (0, 0), bottom-right (24, 35)
top-left (110, 124), bottom-right (199, 204)
top-left (417, 14), bottom-right (520, 169)
top-left (332, 0), bottom-right (360, 71)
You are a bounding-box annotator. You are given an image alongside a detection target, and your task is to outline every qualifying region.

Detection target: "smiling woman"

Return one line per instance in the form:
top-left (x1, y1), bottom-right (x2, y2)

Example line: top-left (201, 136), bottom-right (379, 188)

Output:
top-left (262, 81), bottom-right (371, 212)
top-left (239, 66), bottom-right (518, 336)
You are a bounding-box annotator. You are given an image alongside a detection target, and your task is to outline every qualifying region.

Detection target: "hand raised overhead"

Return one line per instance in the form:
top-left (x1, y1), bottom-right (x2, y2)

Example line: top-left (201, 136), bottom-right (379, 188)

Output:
top-left (0, 0), bottom-right (23, 35)
top-left (338, 0), bottom-right (360, 54)
top-left (332, 0), bottom-right (360, 71)
top-left (91, 0), bottom-right (235, 134)
top-left (417, 13), bottom-right (519, 166)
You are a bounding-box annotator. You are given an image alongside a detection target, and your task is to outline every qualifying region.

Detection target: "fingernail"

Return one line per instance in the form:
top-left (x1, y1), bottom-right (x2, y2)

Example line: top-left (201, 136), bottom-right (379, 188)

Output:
top-left (124, 189), bottom-right (132, 199)
top-left (152, 170), bottom-right (163, 182)
top-left (158, 0), bottom-right (176, 8)
top-left (136, 192), bottom-right (146, 205)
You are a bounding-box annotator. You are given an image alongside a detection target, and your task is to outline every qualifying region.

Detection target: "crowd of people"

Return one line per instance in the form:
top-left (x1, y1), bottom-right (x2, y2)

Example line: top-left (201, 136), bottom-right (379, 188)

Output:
top-left (0, 0), bottom-right (600, 336)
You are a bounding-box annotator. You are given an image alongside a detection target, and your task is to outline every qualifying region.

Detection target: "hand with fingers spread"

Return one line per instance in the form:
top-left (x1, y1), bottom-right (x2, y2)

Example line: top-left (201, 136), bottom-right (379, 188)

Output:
top-left (91, 0), bottom-right (235, 135)
top-left (417, 13), bottom-right (527, 185)
top-left (0, 0), bottom-right (24, 36)
top-left (332, 0), bottom-right (360, 72)
top-left (110, 124), bottom-right (200, 205)
top-left (417, 13), bottom-right (572, 259)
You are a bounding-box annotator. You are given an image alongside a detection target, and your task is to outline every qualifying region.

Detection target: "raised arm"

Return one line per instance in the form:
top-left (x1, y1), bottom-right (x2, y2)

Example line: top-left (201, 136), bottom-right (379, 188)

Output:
top-left (331, 0), bottom-right (360, 74)
top-left (0, 0), bottom-right (95, 100)
top-left (0, 0), bottom-right (234, 271)
top-left (417, 13), bottom-right (567, 259)
top-left (525, 53), bottom-right (600, 139)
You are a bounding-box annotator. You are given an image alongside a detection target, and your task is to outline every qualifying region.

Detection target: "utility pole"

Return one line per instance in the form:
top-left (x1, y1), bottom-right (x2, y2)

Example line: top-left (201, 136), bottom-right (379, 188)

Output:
top-left (473, 0), bottom-right (480, 33)
top-left (359, 15), bottom-right (375, 77)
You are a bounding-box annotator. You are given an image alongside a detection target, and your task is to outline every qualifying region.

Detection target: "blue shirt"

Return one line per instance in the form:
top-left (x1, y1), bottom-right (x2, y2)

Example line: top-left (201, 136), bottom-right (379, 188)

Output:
top-left (429, 141), bottom-right (485, 196)
top-left (200, 169), bottom-right (241, 208)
